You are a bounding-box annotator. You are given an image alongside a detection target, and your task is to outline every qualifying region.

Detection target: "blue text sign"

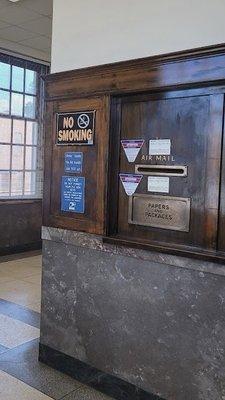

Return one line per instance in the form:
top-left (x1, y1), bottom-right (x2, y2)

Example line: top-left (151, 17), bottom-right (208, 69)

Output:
top-left (65, 152), bottom-right (83, 173)
top-left (61, 176), bottom-right (85, 213)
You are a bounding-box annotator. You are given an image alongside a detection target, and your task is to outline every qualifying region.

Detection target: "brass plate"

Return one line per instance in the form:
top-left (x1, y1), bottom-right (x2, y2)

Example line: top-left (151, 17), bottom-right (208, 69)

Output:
top-left (128, 194), bottom-right (190, 232)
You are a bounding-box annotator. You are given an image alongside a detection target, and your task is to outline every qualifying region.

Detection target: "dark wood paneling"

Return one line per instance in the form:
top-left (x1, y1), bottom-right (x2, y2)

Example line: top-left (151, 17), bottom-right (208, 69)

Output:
top-left (106, 97), bottom-right (122, 235)
top-left (43, 44), bottom-right (225, 261)
top-left (0, 200), bottom-right (42, 254)
top-left (43, 96), bottom-right (110, 234)
top-left (109, 91), bottom-right (223, 251)
top-left (45, 44), bottom-right (225, 100)
top-left (103, 236), bottom-right (225, 265)
top-left (218, 102), bottom-right (225, 251)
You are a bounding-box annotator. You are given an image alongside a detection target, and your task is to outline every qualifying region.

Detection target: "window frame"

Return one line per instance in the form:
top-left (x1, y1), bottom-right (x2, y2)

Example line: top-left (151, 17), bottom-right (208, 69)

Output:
top-left (0, 53), bottom-right (48, 200)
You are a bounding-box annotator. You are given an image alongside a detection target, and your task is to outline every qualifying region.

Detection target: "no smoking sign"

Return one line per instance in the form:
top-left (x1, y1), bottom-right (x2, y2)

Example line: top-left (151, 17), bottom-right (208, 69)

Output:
top-left (56, 110), bottom-right (96, 145)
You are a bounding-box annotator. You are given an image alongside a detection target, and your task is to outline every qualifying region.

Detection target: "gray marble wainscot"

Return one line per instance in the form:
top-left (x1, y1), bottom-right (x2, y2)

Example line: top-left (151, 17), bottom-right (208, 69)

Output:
top-left (40, 226), bottom-right (225, 400)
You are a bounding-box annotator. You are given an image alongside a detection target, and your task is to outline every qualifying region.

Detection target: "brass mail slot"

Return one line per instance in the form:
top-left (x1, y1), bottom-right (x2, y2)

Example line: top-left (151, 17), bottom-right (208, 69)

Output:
top-left (135, 164), bottom-right (187, 177)
top-left (128, 194), bottom-right (190, 232)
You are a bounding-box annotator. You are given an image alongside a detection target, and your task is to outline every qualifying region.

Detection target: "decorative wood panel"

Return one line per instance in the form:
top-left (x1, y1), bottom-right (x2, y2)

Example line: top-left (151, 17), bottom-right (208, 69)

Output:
top-left (107, 90), bottom-right (224, 252)
top-left (43, 43), bottom-right (225, 260)
top-left (0, 200), bottom-right (42, 253)
top-left (44, 44), bottom-right (225, 101)
top-left (43, 96), bottom-right (109, 234)
top-left (218, 109), bottom-right (225, 252)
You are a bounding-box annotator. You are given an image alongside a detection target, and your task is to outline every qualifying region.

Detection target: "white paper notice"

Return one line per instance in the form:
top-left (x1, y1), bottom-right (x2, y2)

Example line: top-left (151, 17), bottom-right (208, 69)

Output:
top-left (148, 176), bottom-right (170, 193)
top-left (120, 174), bottom-right (143, 196)
top-left (149, 139), bottom-right (171, 155)
top-left (121, 140), bottom-right (144, 162)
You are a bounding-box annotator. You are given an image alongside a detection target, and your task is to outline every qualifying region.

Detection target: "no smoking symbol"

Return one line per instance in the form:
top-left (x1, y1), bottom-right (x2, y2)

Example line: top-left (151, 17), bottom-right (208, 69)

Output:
top-left (77, 114), bottom-right (90, 129)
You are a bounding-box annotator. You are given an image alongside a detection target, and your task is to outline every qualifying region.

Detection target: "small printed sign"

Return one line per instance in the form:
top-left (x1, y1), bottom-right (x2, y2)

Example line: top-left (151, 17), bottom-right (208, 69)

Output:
top-left (119, 174), bottom-right (143, 196)
top-left (56, 111), bottom-right (96, 145)
top-left (65, 152), bottom-right (83, 173)
top-left (149, 139), bottom-right (171, 155)
top-left (148, 176), bottom-right (170, 193)
top-left (121, 139), bottom-right (144, 162)
top-left (61, 176), bottom-right (85, 213)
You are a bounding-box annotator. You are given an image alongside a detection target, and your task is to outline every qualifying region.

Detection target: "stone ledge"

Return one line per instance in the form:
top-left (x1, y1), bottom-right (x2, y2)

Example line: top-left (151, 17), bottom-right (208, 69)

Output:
top-left (42, 226), bottom-right (225, 277)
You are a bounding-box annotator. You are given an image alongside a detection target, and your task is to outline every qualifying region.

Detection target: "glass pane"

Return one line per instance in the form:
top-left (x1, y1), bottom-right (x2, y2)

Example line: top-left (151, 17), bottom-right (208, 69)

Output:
top-left (25, 70), bottom-right (37, 94)
top-left (11, 171), bottom-right (23, 196)
top-left (0, 117), bottom-right (11, 143)
top-left (0, 144), bottom-right (10, 169)
top-left (11, 92), bottom-right (23, 116)
top-left (12, 145), bottom-right (24, 170)
top-left (12, 66), bottom-right (24, 92)
top-left (13, 119), bottom-right (25, 144)
top-left (0, 62), bottom-right (10, 90)
top-left (24, 95), bottom-right (36, 119)
top-left (0, 90), bottom-right (10, 114)
top-left (0, 171), bottom-right (10, 196)
top-left (26, 121), bottom-right (38, 145)
top-left (25, 146), bottom-right (37, 170)
top-left (24, 171), bottom-right (36, 195)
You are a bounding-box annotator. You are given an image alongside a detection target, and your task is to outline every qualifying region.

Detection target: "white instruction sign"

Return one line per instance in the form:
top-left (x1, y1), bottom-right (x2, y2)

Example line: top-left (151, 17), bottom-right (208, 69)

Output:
top-left (148, 176), bottom-right (170, 193)
top-left (149, 139), bottom-right (171, 155)
top-left (119, 174), bottom-right (143, 196)
top-left (121, 140), bottom-right (144, 162)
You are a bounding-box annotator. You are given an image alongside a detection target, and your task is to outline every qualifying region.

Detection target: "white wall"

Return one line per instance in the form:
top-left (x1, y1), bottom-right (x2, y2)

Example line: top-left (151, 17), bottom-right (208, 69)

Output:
top-left (51, 0), bottom-right (225, 73)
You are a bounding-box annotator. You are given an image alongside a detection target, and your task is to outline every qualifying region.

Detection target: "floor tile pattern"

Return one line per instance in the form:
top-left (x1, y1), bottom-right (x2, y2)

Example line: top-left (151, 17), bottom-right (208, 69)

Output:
top-left (0, 252), bottom-right (114, 400)
top-left (0, 253), bottom-right (42, 311)
top-left (0, 298), bottom-right (40, 328)
top-left (63, 385), bottom-right (114, 399)
top-left (0, 344), bottom-right (8, 355)
top-left (0, 313), bottom-right (40, 348)
top-left (0, 370), bottom-right (53, 400)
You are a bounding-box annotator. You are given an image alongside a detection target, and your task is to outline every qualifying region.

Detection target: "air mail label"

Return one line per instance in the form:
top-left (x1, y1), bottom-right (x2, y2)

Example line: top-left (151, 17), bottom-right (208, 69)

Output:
top-left (56, 111), bottom-right (96, 145)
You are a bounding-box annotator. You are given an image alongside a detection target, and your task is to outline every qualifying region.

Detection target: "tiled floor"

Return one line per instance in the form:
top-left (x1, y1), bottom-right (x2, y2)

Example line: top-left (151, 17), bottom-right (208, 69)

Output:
top-left (0, 253), bottom-right (42, 312)
top-left (0, 251), bottom-right (114, 400)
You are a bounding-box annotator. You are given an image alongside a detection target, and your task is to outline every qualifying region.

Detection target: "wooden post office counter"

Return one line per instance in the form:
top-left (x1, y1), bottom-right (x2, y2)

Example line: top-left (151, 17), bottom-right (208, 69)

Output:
top-left (39, 45), bottom-right (225, 400)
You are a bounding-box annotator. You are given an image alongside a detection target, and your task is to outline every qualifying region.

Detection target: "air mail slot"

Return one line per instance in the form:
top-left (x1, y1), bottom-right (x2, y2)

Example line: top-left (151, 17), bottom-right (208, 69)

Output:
top-left (135, 164), bottom-right (187, 177)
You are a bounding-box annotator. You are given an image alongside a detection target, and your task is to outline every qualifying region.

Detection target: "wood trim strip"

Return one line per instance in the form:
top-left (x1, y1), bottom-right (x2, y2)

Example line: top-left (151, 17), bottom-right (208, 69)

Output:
top-left (45, 43), bottom-right (225, 81)
top-left (44, 44), bottom-right (225, 100)
top-left (103, 236), bottom-right (225, 265)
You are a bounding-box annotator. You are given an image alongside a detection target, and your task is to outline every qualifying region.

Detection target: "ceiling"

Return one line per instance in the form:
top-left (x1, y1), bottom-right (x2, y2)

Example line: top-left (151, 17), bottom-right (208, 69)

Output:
top-left (0, 0), bottom-right (53, 63)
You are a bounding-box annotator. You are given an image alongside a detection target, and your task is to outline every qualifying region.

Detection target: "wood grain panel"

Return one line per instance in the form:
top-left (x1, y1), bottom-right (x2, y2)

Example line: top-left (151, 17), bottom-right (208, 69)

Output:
top-left (218, 100), bottom-right (225, 251)
top-left (45, 45), bottom-right (225, 100)
top-left (108, 90), bottom-right (224, 251)
top-left (0, 200), bottom-right (42, 253)
top-left (43, 44), bottom-right (225, 261)
top-left (43, 96), bottom-right (110, 234)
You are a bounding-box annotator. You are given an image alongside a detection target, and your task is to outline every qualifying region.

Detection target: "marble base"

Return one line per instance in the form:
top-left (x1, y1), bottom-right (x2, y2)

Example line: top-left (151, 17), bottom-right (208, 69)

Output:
top-left (39, 343), bottom-right (162, 400)
top-left (40, 226), bottom-right (225, 400)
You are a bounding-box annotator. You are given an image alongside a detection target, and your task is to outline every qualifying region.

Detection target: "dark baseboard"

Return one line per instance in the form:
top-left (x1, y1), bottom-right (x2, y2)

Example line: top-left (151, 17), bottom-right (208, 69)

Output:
top-left (0, 240), bottom-right (42, 257)
top-left (39, 343), bottom-right (165, 400)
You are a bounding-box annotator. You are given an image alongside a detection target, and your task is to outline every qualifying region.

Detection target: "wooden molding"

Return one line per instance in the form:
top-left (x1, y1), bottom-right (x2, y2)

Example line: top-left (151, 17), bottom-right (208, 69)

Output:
top-left (44, 43), bottom-right (225, 100)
